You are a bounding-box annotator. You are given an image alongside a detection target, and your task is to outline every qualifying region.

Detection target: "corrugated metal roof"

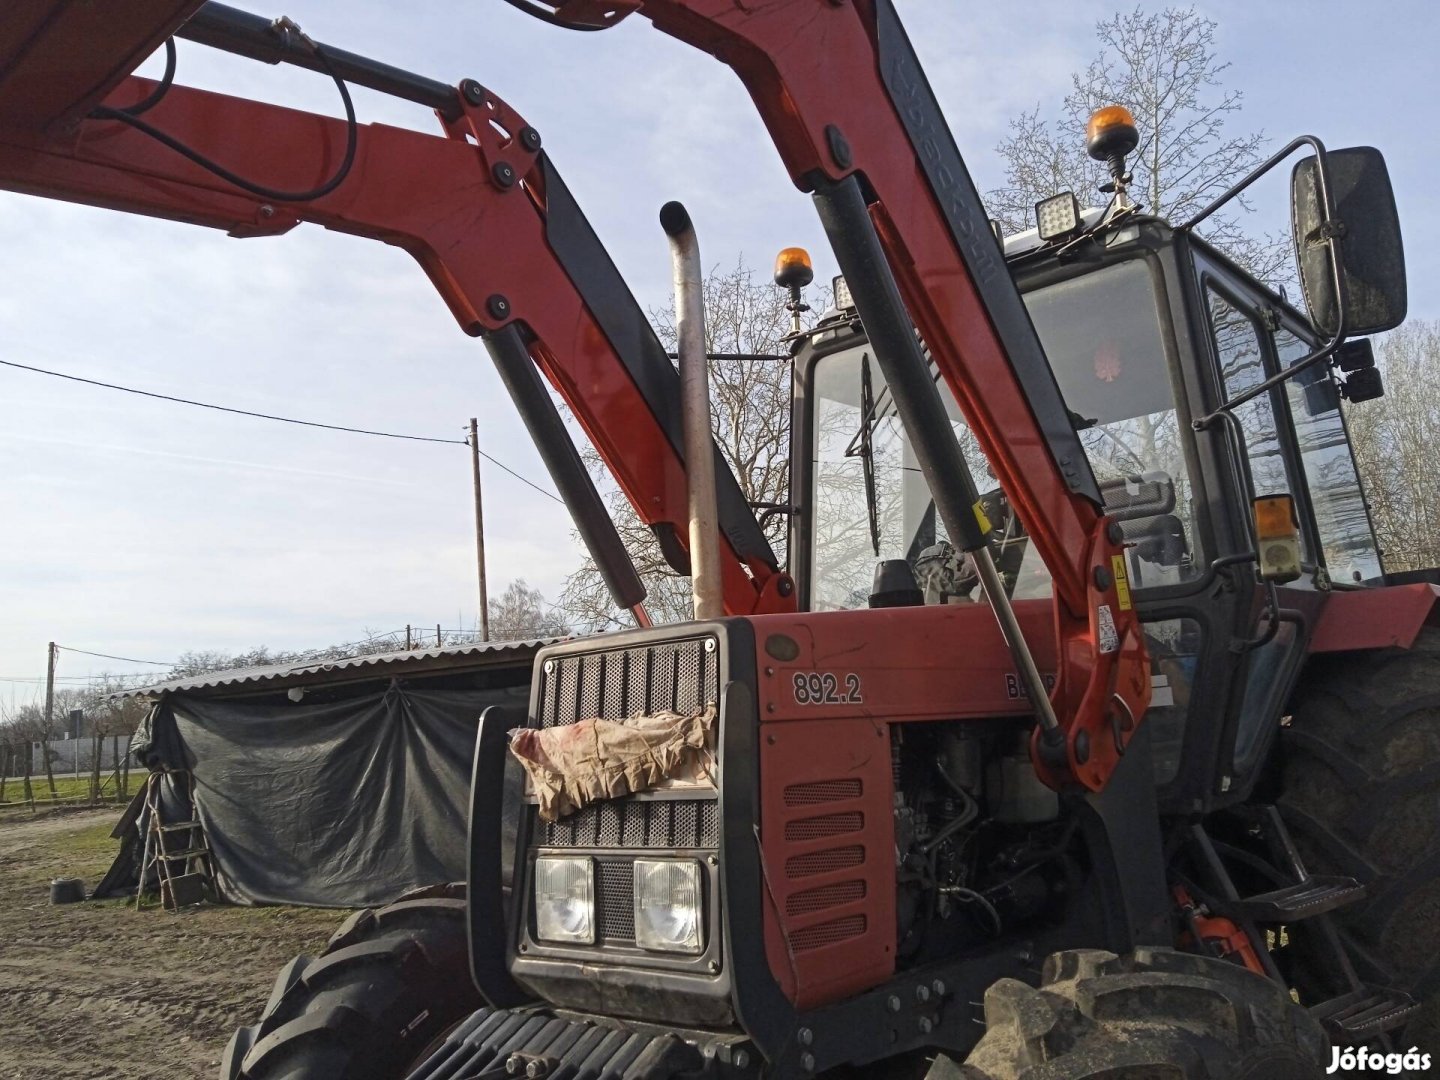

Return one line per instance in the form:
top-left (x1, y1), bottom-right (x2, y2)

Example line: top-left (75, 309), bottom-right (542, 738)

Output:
top-left (113, 638), bottom-right (557, 700)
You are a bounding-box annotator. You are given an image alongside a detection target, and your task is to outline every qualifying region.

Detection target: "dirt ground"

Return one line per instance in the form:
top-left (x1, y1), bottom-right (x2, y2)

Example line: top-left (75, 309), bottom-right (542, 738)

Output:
top-left (0, 808), bottom-right (342, 1080)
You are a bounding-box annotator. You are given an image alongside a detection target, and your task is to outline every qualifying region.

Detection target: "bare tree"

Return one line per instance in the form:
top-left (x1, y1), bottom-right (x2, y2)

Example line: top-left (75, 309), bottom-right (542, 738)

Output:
top-left (487, 579), bottom-right (570, 642)
top-left (988, 7), bottom-right (1284, 281)
top-left (2, 701), bottom-right (60, 798)
top-left (52, 679), bottom-right (148, 800)
top-left (164, 626), bottom-right (465, 680)
top-left (1347, 321), bottom-right (1440, 573)
top-left (0, 701), bottom-right (41, 804)
top-left (559, 257), bottom-right (797, 628)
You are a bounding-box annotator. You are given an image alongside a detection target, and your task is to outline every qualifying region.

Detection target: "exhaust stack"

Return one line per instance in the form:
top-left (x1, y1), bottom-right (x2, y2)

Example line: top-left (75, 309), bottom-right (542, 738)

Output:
top-left (661, 201), bottom-right (724, 621)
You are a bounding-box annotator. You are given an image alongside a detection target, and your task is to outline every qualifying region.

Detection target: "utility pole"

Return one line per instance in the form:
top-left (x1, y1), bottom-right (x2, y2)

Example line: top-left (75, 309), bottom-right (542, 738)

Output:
top-left (469, 418), bottom-right (491, 642)
top-left (41, 642), bottom-right (57, 796)
top-left (43, 642), bottom-right (55, 733)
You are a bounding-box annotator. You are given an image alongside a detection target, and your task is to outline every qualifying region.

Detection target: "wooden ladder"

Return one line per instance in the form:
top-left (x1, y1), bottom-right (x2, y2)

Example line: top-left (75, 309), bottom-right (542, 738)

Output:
top-left (136, 768), bottom-right (215, 911)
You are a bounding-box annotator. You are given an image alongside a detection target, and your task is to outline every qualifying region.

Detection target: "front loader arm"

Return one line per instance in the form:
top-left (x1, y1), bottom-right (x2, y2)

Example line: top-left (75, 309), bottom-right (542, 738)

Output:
top-left (0, 9), bottom-right (790, 618)
top-left (544, 0), bottom-right (1151, 788)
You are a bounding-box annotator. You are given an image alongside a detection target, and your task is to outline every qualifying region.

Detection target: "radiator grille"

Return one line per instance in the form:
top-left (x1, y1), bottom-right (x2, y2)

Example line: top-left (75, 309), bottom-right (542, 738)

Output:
top-left (537, 799), bottom-right (718, 849)
top-left (538, 637), bottom-right (720, 729)
top-left (783, 779), bottom-right (862, 807)
top-left (785, 811), bottom-right (864, 842)
top-left (595, 861), bottom-right (635, 942)
top-left (791, 915), bottom-right (867, 951)
top-left (527, 639), bottom-right (722, 962)
top-left (785, 845), bottom-right (865, 879)
top-left (786, 880), bottom-right (866, 916)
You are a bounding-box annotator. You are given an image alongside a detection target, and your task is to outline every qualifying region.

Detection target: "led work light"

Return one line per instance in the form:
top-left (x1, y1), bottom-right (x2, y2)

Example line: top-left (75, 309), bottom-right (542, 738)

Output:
top-left (1035, 191), bottom-right (1082, 241)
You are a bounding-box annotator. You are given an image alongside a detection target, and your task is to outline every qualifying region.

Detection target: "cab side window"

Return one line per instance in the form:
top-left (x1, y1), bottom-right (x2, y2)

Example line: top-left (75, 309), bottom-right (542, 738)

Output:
top-left (1276, 329), bottom-right (1381, 582)
top-left (1208, 288), bottom-right (1290, 500)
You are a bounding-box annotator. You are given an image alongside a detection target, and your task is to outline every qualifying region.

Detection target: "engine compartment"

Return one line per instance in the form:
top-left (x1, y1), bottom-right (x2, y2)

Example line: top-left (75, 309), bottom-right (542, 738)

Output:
top-left (891, 721), bottom-right (1085, 971)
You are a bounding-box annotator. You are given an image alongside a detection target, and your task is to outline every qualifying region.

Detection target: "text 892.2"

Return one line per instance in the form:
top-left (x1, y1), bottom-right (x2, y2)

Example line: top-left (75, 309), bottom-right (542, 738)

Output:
top-left (791, 672), bottom-right (863, 705)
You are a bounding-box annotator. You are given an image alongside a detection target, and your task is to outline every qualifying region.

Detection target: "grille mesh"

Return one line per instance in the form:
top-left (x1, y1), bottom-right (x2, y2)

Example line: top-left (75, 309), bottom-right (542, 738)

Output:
top-left (785, 812), bottom-right (864, 842)
top-left (529, 639), bottom-right (721, 954)
top-left (783, 779), bottom-right (862, 807)
top-left (786, 880), bottom-right (866, 916)
top-left (791, 914), bottom-right (866, 951)
top-left (595, 861), bottom-right (635, 941)
top-left (539, 638), bottom-right (719, 729)
top-left (785, 845), bottom-right (865, 879)
top-left (537, 799), bottom-right (718, 849)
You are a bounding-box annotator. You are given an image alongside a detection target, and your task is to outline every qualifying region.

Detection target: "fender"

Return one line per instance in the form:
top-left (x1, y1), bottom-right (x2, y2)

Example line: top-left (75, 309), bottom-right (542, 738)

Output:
top-left (1308, 582), bottom-right (1440, 653)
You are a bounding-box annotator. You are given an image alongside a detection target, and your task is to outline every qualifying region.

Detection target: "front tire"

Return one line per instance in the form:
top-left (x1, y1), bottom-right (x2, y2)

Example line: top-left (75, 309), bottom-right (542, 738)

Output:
top-left (221, 883), bottom-right (483, 1080)
top-left (935, 948), bottom-right (1325, 1079)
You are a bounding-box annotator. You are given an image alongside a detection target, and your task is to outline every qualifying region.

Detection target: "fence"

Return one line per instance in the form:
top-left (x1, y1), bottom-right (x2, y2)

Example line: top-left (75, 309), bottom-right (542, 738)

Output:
top-left (0, 735), bottom-right (135, 812)
top-left (27, 734), bottom-right (128, 776)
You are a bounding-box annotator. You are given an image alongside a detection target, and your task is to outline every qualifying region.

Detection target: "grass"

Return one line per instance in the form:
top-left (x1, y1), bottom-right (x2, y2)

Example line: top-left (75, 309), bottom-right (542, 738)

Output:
top-left (18, 819), bottom-right (349, 927)
top-left (0, 772), bottom-right (136, 806)
top-left (50, 819), bottom-right (126, 865)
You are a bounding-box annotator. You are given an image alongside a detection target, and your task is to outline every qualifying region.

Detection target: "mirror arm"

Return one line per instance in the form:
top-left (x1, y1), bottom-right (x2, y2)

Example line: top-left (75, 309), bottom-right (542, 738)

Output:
top-left (1192, 334), bottom-right (1343, 430)
top-left (1180, 134), bottom-right (1331, 233)
top-left (1188, 135), bottom-right (1353, 433)
top-left (751, 501), bottom-right (800, 532)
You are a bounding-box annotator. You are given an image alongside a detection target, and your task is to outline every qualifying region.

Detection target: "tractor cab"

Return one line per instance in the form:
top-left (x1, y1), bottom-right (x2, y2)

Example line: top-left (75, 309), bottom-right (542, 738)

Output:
top-left (788, 107), bottom-right (1408, 813)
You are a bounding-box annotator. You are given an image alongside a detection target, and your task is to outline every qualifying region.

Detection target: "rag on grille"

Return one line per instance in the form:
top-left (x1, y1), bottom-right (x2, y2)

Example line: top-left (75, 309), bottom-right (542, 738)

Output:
top-left (509, 705), bottom-right (716, 822)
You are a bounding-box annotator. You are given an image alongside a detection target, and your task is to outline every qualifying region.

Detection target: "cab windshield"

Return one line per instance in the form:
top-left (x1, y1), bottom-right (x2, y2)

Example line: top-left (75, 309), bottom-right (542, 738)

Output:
top-left (809, 258), bottom-right (1200, 611)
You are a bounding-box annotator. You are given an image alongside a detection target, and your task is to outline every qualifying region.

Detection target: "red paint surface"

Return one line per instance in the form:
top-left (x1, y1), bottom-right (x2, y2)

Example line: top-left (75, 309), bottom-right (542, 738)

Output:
top-left (0, 0), bottom-right (201, 133)
top-left (758, 716), bottom-right (896, 1009)
top-left (754, 602), bottom-right (1059, 724)
top-left (1309, 583), bottom-right (1439, 653)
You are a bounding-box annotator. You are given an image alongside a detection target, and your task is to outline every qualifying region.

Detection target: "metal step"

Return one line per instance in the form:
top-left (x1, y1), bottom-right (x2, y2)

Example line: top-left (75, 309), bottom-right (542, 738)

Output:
top-left (1310, 986), bottom-right (1420, 1039)
top-left (156, 847), bottom-right (210, 860)
top-left (1222, 876), bottom-right (1365, 921)
top-left (157, 822), bottom-right (200, 833)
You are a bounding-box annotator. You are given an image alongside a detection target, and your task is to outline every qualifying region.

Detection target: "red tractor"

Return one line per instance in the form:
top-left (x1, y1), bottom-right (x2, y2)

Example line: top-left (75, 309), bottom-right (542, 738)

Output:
top-left (2, 2), bottom-right (1433, 1077)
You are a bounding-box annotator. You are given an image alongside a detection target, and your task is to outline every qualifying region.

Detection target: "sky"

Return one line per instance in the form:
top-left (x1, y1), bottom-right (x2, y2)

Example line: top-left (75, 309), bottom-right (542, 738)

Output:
top-left (2, 0), bottom-right (1438, 697)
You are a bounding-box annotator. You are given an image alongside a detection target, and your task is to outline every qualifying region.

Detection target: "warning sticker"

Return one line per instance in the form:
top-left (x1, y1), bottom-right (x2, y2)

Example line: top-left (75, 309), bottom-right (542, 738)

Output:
top-left (1111, 553), bottom-right (1132, 611)
top-left (1097, 604), bottom-right (1119, 654)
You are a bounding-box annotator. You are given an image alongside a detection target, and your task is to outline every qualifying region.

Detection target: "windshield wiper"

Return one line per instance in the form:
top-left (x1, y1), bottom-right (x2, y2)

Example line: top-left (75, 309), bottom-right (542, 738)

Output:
top-left (843, 352), bottom-right (882, 557)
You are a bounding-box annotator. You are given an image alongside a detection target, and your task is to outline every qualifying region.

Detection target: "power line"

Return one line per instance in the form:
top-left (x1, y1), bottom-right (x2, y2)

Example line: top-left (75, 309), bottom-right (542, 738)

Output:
top-left (55, 645), bottom-right (172, 666)
top-left (1, 358), bottom-right (462, 444)
top-left (0, 674), bottom-right (157, 683)
top-left (0, 358), bottom-right (563, 502)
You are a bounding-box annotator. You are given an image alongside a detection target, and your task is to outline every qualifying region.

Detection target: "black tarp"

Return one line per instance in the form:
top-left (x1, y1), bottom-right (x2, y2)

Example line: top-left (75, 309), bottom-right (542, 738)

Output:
top-left (117, 680), bottom-right (525, 907)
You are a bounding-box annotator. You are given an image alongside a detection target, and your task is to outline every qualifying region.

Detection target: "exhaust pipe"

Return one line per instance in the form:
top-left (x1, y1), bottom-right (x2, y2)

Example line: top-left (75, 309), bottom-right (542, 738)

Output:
top-left (661, 201), bottom-right (724, 622)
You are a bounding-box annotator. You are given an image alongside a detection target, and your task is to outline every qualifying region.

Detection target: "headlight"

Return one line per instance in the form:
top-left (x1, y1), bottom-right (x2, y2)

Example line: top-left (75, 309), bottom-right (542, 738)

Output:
top-left (534, 856), bottom-right (594, 944)
top-left (634, 859), bottom-right (704, 954)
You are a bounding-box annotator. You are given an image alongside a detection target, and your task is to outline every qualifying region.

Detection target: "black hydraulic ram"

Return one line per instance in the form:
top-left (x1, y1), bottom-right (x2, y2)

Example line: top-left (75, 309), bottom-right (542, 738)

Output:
top-left (485, 325), bottom-right (648, 615)
top-left (177, 1), bottom-right (465, 120)
top-left (812, 176), bottom-right (1060, 733)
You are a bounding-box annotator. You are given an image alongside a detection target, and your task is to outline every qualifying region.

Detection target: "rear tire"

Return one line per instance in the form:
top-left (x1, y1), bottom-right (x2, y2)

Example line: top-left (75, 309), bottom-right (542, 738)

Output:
top-left (1277, 627), bottom-right (1440, 1057)
top-left (935, 947), bottom-right (1325, 1079)
top-left (220, 883), bottom-right (482, 1080)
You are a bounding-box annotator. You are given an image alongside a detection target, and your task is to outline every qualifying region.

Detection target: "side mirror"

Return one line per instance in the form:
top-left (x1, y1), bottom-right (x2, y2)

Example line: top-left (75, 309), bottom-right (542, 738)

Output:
top-left (1123, 514), bottom-right (1188, 568)
top-left (1335, 338), bottom-right (1385, 403)
top-left (1291, 146), bottom-right (1407, 338)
